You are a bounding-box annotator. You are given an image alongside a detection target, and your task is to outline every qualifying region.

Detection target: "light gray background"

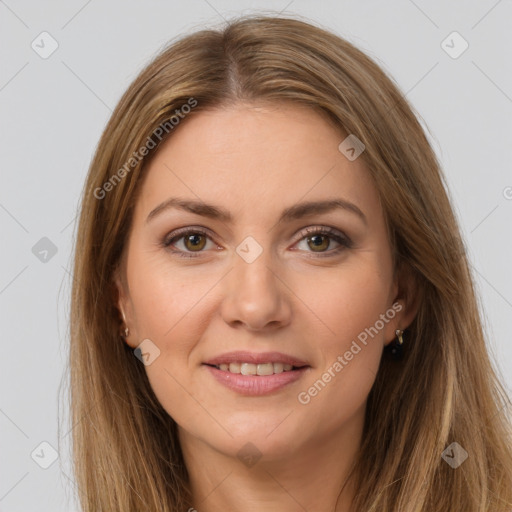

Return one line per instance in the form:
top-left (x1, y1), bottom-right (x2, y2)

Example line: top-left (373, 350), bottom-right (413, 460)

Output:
top-left (1, 1), bottom-right (511, 510)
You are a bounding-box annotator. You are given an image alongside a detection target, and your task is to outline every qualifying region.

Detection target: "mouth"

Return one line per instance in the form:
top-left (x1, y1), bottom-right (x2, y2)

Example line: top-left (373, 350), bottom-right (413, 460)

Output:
top-left (202, 351), bottom-right (311, 395)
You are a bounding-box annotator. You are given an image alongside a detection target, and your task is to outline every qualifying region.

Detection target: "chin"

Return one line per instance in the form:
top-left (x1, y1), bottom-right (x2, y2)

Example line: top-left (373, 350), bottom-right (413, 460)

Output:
top-left (197, 413), bottom-right (307, 462)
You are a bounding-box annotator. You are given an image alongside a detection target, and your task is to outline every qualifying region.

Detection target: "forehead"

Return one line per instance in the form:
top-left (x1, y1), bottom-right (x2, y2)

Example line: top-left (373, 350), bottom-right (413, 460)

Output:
top-left (134, 102), bottom-right (379, 224)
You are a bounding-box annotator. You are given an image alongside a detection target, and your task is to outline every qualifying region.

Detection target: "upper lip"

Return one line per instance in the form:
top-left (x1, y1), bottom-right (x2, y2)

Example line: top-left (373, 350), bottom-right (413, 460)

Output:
top-left (203, 351), bottom-right (309, 367)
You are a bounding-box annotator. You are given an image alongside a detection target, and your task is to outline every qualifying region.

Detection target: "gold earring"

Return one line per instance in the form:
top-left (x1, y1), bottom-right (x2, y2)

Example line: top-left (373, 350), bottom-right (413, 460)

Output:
top-left (387, 329), bottom-right (405, 360)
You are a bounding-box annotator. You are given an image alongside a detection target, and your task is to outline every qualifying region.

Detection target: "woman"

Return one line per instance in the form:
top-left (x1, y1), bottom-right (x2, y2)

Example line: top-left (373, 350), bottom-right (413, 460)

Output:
top-left (69, 15), bottom-right (512, 511)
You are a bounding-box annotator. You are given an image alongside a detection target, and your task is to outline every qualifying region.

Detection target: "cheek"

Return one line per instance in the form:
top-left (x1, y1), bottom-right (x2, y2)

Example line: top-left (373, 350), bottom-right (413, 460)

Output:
top-left (128, 264), bottom-right (217, 428)
top-left (126, 255), bottom-right (221, 415)
top-left (294, 259), bottom-right (392, 350)
top-left (291, 262), bottom-right (390, 416)
top-left (128, 252), bottom-right (217, 342)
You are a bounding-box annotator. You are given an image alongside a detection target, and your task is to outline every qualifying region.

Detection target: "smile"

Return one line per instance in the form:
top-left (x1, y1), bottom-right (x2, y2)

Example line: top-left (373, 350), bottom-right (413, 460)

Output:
top-left (206, 362), bottom-right (302, 375)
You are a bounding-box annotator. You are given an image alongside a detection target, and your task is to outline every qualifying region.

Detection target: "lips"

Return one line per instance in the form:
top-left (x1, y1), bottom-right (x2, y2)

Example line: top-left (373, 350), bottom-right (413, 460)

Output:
top-left (202, 351), bottom-right (310, 394)
top-left (204, 363), bottom-right (310, 395)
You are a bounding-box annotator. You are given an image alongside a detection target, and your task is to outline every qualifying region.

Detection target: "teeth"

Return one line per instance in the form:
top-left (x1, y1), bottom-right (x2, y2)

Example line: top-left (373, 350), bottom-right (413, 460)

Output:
top-left (273, 363), bottom-right (284, 373)
top-left (229, 362), bottom-right (241, 373)
top-left (215, 362), bottom-right (300, 375)
top-left (256, 363), bottom-right (273, 376)
top-left (241, 363), bottom-right (257, 375)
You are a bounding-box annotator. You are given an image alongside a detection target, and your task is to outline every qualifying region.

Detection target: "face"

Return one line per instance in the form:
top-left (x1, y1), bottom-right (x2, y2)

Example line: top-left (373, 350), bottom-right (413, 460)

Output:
top-left (115, 102), bottom-right (414, 462)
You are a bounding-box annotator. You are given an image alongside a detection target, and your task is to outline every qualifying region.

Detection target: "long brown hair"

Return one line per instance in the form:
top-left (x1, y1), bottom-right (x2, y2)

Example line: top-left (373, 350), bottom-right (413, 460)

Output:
top-left (68, 14), bottom-right (512, 511)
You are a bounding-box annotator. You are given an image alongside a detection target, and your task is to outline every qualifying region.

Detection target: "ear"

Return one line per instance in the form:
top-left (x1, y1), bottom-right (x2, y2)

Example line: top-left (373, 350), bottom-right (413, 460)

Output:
top-left (113, 264), bottom-right (138, 349)
top-left (384, 261), bottom-right (421, 346)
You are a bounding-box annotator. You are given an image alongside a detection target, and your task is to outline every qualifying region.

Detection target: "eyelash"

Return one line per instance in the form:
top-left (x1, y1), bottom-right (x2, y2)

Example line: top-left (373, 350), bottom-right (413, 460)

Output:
top-left (161, 226), bottom-right (353, 259)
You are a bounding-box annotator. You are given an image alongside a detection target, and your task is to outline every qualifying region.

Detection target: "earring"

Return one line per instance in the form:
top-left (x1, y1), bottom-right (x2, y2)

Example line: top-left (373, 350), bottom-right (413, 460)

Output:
top-left (388, 329), bottom-right (404, 360)
top-left (119, 307), bottom-right (130, 339)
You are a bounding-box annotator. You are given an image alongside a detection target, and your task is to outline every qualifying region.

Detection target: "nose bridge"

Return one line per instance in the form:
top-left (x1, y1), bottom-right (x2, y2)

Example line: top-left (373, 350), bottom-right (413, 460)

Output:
top-left (221, 236), bottom-right (290, 330)
top-left (235, 243), bottom-right (275, 288)
top-left (232, 237), bottom-right (279, 300)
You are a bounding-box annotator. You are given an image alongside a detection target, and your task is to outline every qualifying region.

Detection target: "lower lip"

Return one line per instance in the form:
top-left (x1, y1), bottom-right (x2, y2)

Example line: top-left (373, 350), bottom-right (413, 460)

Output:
top-left (203, 364), bottom-right (309, 396)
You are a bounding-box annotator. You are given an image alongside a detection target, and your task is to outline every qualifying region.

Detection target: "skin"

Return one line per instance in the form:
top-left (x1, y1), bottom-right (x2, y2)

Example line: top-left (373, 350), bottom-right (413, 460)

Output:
top-left (115, 102), bottom-right (418, 511)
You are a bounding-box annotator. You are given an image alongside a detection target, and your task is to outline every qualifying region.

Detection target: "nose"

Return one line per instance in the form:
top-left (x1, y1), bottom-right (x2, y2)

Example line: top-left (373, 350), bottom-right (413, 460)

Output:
top-left (220, 247), bottom-right (292, 332)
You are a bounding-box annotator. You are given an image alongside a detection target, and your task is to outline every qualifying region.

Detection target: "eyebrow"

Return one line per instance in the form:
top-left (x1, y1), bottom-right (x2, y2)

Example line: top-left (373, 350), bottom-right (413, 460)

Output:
top-left (146, 197), bottom-right (367, 226)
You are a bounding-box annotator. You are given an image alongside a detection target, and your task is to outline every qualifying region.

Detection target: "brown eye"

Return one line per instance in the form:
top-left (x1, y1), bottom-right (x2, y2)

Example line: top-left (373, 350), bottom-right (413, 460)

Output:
top-left (162, 228), bottom-right (216, 257)
top-left (183, 233), bottom-right (207, 251)
top-left (306, 234), bottom-right (330, 252)
top-left (295, 226), bottom-right (352, 257)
